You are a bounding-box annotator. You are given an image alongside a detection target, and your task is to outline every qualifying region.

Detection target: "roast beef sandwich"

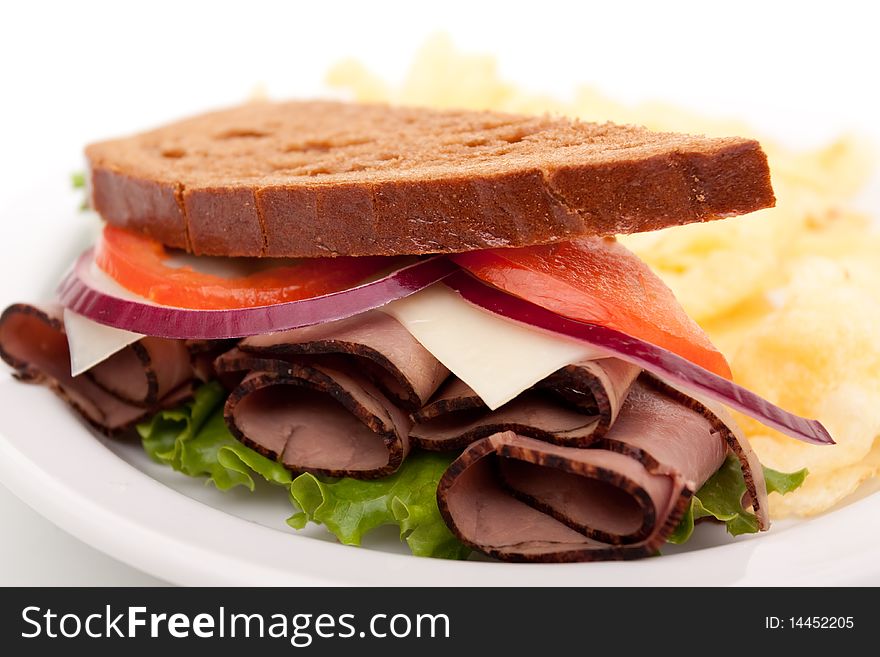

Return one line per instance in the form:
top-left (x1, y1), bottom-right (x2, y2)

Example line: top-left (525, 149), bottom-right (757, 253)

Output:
top-left (0, 101), bottom-right (830, 561)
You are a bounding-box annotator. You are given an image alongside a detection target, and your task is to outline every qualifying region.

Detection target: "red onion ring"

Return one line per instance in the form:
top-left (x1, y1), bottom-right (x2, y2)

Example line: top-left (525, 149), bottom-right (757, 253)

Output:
top-left (57, 249), bottom-right (457, 340)
top-left (444, 271), bottom-right (834, 447)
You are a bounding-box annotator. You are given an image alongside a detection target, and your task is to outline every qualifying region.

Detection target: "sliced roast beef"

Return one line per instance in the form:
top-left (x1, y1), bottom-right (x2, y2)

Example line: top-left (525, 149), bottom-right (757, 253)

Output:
top-left (0, 303), bottom-right (194, 435)
top-left (239, 312), bottom-right (448, 411)
top-left (86, 336), bottom-right (193, 406)
top-left (186, 339), bottom-right (240, 382)
top-left (220, 351), bottom-right (412, 478)
top-left (413, 389), bottom-right (606, 451)
top-left (655, 381), bottom-right (769, 531)
top-left (436, 377), bottom-right (729, 562)
top-left (217, 312), bottom-right (446, 478)
top-left (412, 358), bottom-right (640, 450)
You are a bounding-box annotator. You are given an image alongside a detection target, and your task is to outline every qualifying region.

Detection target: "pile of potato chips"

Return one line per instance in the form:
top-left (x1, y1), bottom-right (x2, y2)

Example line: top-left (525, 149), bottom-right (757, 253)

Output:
top-left (328, 35), bottom-right (880, 518)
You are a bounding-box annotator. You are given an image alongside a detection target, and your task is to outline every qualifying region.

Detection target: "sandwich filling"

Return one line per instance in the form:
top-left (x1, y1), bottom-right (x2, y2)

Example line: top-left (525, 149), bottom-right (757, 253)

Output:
top-left (0, 233), bottom-right (808, 561)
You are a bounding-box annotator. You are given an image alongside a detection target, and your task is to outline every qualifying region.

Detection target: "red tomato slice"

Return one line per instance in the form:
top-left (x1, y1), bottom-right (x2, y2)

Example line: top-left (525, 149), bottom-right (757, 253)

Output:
top-left (453, 238), bottom-right (732, 379)
top-left (95, 225), bottom-right (398, 310)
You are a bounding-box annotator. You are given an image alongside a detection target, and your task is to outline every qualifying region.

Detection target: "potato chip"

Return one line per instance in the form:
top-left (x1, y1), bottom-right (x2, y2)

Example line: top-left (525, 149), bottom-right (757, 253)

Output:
top-left (326, 59), bottom-right (392, 103)
top-left (765, 441), bottom-right (880, 517)
top-left (619, 210), bottom-right (789, 322)
top-left (700, 296), bottom-right (776, 358)
top-left (729, 258), bottom-right (880, 515)
top-left (326, 36), bottom-right (880, 518)
top-left (734, 258), bottom-right (880, 408)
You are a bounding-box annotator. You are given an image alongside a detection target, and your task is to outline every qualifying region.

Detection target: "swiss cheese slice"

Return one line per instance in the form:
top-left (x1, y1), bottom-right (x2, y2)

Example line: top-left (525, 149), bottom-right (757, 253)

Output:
top-left (383, 284), bottom-right (606, 409)
top-left (64, 308), bottom-right (143, 376)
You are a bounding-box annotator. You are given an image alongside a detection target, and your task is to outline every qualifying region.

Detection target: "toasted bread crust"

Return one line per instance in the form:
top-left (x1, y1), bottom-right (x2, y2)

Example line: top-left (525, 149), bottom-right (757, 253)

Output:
top-left (86, 101), bottom-right (774, 256)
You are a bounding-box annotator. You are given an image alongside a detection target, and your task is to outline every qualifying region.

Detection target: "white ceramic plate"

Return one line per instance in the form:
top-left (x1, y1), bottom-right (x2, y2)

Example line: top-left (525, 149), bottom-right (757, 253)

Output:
top-left (1, 176), bottom-right (879, 587)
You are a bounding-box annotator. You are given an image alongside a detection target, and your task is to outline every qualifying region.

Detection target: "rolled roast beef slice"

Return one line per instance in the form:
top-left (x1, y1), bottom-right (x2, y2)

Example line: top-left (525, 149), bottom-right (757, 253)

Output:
top-left (496, 457), bottom-right (664, 543)
top-left (225, 364), bottom-right (412, 478)
top-left (596, 377), bottom-right (728, 488)
top-left (213, 347), bottom-right (290, 390)
top-left (186, 339), bottom-right (239, 382)
top-left (612, 376), bottom-right (768, 530)
top-left (412, 391), bottom-right (602, 451)
top-left (412, 377), bottom-right (484, 421)
top-left (87, 336), bottom-right (193, 406)
top-left (440, 447), bottom-right (600, 554)
top-left (651, 378), bottom-right (770, 530)
top-left (230, 385), bottom-right (391, 472)
top-left (412, 358), bottom-right (640, 450)
top-left (496, 437), bottom-right (676, 545)
top-left (240, 312), bottom-right (448, 411)
top-left (538, 358), bottom-right (640, 427)
top-left (437, 433), bottom-right (681, 562)
top-left (490, 382), bottom-right (729, 551)
top-left (0, 304), bottom-right (192, 434)
top-left (438, 379), bottom-right (733, 562)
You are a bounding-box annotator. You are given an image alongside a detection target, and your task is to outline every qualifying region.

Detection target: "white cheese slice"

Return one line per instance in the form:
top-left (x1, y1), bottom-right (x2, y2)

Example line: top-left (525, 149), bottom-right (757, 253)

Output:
top-left (383, 285), bottom-right (607, 409)
top-left (64, 308), bottom-right (144, 376)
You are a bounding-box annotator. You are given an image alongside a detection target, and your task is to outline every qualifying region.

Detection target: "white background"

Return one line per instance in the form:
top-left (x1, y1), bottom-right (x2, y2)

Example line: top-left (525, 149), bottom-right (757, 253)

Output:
top-left (1, 0), bottom-right (878, 585)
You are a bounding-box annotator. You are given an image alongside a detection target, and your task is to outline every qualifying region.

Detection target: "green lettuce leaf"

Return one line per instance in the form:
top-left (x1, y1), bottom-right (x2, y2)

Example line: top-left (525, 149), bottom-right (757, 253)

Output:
top-left (178, 412), bottom-right (293, 491)
top-left (138, 380), bottom-right (223, 467)
top-left (137, 382), bottom-right (291, 491)
top-left (288, 452), bottom-right (471, 560)
top-left (668, 456), bottom-right (808, 544)
top-left (71, 170), bottom-right (89, 210)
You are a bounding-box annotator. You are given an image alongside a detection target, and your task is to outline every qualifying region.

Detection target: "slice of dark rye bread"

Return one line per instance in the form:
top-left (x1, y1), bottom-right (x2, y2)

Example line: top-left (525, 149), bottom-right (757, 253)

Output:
top-left (85, 100), bottom-right (775, 257)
